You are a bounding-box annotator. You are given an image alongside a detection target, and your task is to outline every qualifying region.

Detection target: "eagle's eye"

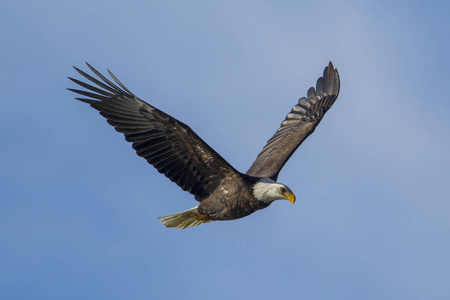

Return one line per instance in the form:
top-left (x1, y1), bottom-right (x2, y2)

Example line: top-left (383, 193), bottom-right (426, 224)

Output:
top-left (280, 187), bottom-right (287, 194)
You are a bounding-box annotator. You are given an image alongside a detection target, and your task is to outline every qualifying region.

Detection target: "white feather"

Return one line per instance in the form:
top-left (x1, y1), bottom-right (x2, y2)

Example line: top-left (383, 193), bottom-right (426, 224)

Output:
top-left (157, 206), bottom-right (211, 229)
top-left (252, 179), bottom-right (290, 203)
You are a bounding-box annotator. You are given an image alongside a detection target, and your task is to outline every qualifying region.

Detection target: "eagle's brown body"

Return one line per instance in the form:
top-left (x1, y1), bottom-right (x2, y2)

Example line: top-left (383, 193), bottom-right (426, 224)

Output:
top-left (197, 173), bottom-right (269, 220)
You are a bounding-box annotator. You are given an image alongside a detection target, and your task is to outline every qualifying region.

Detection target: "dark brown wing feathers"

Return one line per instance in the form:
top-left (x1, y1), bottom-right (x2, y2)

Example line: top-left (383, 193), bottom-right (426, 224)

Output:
top-left (69, 63), bottom-right (237, 201)
top-left (70, 62), bottom-right (339, 199)
top-left (246, 62), bottom-right (340, 180)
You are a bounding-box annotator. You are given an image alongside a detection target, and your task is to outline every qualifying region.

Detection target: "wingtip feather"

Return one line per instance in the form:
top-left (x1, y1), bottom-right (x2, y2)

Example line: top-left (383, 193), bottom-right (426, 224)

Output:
top-left (322, 61), bottom-right (340, 97)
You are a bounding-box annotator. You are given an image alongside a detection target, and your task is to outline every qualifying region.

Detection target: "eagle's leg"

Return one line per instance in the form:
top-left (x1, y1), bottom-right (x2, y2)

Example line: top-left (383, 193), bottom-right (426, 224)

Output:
top-left (195, 214), bottom-right (210, 221)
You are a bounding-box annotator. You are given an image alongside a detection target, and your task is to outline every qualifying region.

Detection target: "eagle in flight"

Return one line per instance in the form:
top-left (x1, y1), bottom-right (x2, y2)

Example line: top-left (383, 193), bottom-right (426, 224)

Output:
top-left (69, 62), bottom-right (340, 229)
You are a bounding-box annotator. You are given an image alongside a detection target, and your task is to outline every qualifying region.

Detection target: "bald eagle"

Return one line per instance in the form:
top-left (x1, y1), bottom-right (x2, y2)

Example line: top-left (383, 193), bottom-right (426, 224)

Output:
top-left (69, 62), bottom-right (340, 229)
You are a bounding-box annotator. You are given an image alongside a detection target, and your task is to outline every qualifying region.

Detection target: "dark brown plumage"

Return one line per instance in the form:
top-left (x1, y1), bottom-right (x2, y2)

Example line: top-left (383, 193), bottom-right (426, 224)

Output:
top-left (247, 63), bottom-right (340, 180)
top-left (69, 62), bottom-right (340, 229)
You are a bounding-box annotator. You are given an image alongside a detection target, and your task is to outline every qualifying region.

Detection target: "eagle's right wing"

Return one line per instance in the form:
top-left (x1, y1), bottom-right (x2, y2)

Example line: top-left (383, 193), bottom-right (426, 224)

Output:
top-left (246, 62), bottom-right (340, 181)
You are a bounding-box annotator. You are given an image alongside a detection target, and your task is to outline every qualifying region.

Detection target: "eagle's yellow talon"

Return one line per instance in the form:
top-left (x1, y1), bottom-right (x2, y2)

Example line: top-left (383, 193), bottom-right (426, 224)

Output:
top-left (195, 214), bottom-right (210, 221)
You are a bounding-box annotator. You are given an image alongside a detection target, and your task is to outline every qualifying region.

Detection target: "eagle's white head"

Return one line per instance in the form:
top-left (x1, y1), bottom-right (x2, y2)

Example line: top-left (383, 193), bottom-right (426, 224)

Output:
top-left (252, 179), bottom-right (296, 204)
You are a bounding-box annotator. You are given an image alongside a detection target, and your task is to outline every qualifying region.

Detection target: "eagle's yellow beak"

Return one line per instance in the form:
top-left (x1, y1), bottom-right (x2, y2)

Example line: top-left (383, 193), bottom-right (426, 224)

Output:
top-left (283, 192), bottom-right (296, 204)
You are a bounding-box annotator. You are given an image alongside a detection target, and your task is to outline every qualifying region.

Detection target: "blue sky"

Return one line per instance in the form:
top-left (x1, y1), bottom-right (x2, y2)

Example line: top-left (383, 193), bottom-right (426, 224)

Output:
top-left (1, 1), bottom-right (449, 299)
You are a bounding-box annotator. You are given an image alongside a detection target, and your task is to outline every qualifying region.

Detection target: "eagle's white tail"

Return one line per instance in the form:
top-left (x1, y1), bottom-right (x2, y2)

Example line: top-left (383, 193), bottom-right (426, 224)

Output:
top-left (157, 206), bottom-right (212, 229)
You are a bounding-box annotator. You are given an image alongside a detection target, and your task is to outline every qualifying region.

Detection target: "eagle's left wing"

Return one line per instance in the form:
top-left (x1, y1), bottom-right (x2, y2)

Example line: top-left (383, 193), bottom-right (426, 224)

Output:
top-left (68, 63), bottom-right (239, 202)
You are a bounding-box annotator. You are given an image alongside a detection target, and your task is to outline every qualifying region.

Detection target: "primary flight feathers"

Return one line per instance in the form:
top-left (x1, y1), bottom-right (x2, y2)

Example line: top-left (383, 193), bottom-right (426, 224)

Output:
top-left (69, 62), bottom-right (340, 229)
top-left (247, 63), bottom-right (340, 180)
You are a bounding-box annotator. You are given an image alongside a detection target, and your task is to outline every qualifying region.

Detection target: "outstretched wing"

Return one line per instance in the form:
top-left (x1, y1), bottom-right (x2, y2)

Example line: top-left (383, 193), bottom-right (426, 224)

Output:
top-left (68, 63), bottom-right (238, 201)
top-left (246, 62), bottom-right (340, 180)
